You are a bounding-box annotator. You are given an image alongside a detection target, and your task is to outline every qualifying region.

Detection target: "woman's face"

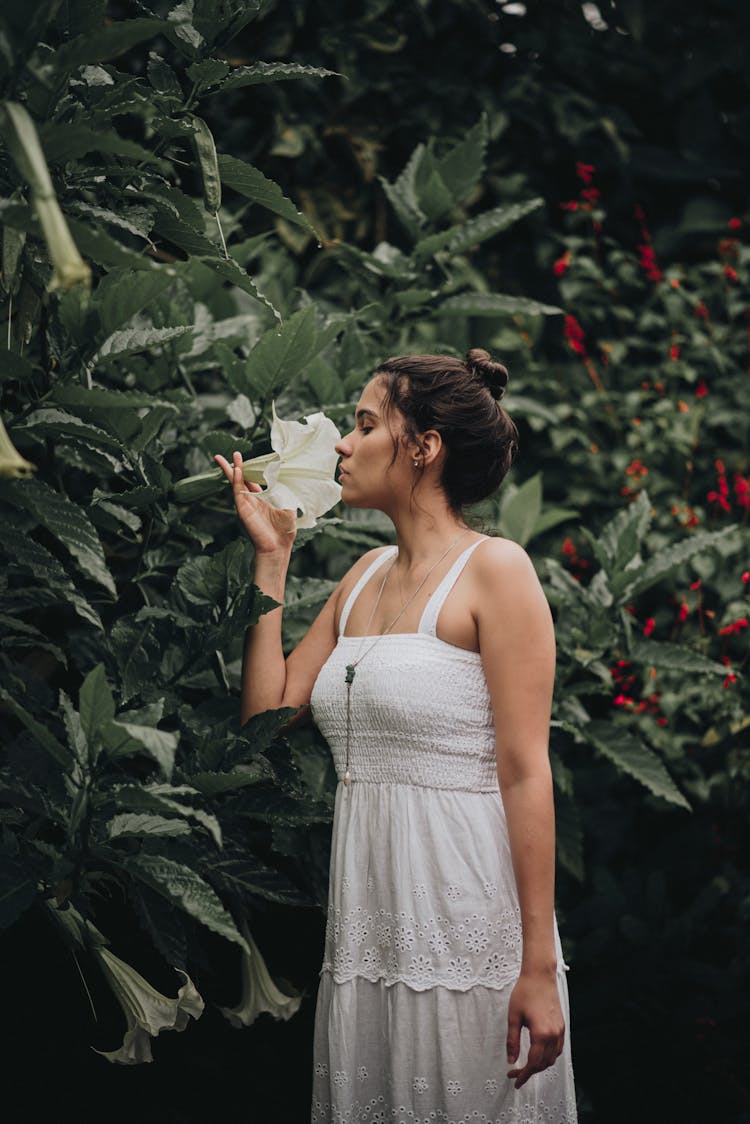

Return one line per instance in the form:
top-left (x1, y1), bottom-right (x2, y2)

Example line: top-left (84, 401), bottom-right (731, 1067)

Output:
top-left (335, 377), bottom-right (413, 511)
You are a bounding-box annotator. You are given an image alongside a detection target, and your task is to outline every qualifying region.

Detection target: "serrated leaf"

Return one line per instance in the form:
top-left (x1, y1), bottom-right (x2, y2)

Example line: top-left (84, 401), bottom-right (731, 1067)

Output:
top-left (0, 520), bottom-right (102, 628)
top-left (586, 722), bottom-right (690, 809)
top-left (114, 783), bottom-right (220, 846)
top-left (596, 490), bottom-right (652, 576)
top-left (627, 640), bottom-right (727, 675)
top-left (187, 767), bottom-right (267, 796)
top-left (93, 325), bottom-right (192, 365)
top-left (413, 198), bottom-right (544, 260)
top-left (499, 473), bottom-right (543, 547)
top-left (193, 255), bottom-right (280, 321)
top-left (78, 663), bottom-right (115, 749)
top-left (218, 154), bottom-right (314, 231)
top-left (615, 526), bottom-right (738, 601)
top-left (219, 61), bottom-right (338, 91)
top-left (126, 854), bottom-right (247, 951)
top-left (92, 269), bottom-right (178, 337)
top-left (108, 813), bottom-right (191, 840)
top-left (16, 408), bottom-right (129, 455)
top-left (207, 853), bottom-right (308, 906)
top-left (50, 385), bottom-right (178, 411)
top-left (3, 478), bottom-right (115, 595)
top-left (102, 719), bottom-right (179, 780)
top-left (439, 292), bottom-right (563, 317)
top-left (379, 143), bottom-right (428, 237)
top-left (434, 114), bottom-right (488, 205)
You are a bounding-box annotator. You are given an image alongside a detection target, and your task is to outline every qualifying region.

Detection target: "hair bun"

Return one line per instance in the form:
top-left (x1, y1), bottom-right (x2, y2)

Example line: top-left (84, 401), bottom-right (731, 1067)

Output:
top-left (465, 348), bottom-right (509, 401)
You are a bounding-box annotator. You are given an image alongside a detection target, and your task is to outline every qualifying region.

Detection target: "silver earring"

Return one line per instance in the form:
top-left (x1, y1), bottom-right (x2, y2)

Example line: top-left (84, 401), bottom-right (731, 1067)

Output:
top-left (413, 459), bottom-right (420, 468)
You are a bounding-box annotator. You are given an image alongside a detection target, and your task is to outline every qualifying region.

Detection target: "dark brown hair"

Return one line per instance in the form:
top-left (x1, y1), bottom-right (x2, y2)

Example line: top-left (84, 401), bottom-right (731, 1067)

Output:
top-left (374, 349), bottom-right (519, 512)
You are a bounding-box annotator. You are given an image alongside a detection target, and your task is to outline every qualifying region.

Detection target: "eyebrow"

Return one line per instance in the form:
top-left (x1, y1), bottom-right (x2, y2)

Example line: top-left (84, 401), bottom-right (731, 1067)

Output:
top-left (355, 408), bottom-right (380, 421)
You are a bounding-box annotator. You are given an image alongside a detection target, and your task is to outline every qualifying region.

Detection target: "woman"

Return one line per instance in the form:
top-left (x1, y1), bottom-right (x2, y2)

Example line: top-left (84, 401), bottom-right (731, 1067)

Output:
top-left (214, 349), bottom-right (577, 1123)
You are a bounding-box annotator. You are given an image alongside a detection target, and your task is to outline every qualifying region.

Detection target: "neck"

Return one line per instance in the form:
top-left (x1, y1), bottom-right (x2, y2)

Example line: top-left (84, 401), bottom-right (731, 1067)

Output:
top-left (390, 508), bottom-right (472, 571)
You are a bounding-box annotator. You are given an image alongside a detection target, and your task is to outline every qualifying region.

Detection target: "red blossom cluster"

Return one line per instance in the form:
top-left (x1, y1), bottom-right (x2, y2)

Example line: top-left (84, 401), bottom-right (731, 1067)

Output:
top-left (553, 250), bottom-right (572, 277)
top-left (625, 459), bottom-right (648, 480)
top-left (634, 204), bottom-right (663, 282)
top-left (718, 617), bottom-right (749, 636)
top-left (558, 161), bottom-right (600, 215)
top-left (561, 536), bottom-right (590, 581)
top-left (707, 460), bottom-right (731, 513)
top-left (721, 656), bottom-right (737, 688)
top-left (611, 661), bottom-right (667, 723)
top-left (564, 315), bottom-right (586, 356)
top-left (671, 502), bottom-right (700, 529)
top-left (695, 379), bottom-right (708, 398)
top-left (734, 473), bottom-right (750, 511)
top-left (693, 300), bottom-right (710, 320)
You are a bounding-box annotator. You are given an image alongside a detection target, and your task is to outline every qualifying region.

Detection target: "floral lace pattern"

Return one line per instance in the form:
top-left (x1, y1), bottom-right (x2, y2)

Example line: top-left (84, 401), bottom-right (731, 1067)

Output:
top-left (322, 902), bottom-right (528, 991)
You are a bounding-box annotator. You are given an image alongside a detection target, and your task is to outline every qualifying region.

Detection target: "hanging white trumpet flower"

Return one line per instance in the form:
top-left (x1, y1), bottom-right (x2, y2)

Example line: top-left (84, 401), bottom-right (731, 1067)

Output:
top-left (219, 920), bottom-right (302, 1028)
top-left (93, 947), bottom-right (204, 1065)
top-left (174, 403), bottom-right (342, 529)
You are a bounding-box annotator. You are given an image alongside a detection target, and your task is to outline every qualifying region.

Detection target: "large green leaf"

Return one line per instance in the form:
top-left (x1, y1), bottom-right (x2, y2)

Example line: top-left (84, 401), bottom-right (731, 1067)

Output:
top-left (102, 719), bottom-right (180, 780)
top-left (78, 663), bottom-right (116, 749)
top-left (586, 722), bottom-right (690, 809)
top-left (433, 114), bottom-right (488, 206)
top-left (591, 490), bottom-right (652, 576)
top-left (3, 478), bottom-right (115, 595)
top-left (93, 325), bottom-right (192, 365)
top-left (126, 854), bottom-right (248, 951)
top-left (413, 198), bottom-right (544, 260)
top-left (614, 526), bottom-right (738, 600)
top-left (37, 123), bottom-right (168, 170)
top-left (239, 306), bottom-right (317, 398)
top-left (53, 17), bottom-right (164, 70)
top-left (379, 144), bottom-right (428, 238)
top-left (17, 408), bottom-right (130, 456)
top-left (439, 292), bottom-right (563, 317)
top-left (626, 640), bottom-right (727, 676)
top-left (0, 687), bottom-right (70, 767)
top-left (218, 155), bottom-right (315, 231)
top-left (0, 519), bottom-right (102, 628)
top-left (499, 473), bottom-right (543, 547)
top-left (92, 269), bottom-right (178, 337)
top-left (108, 813), bottom-right (191, 840)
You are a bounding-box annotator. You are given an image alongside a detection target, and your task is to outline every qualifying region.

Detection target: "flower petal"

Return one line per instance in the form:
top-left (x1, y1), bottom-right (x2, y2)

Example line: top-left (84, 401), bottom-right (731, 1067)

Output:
top-left (220, 922), bottom-right (301, 1028)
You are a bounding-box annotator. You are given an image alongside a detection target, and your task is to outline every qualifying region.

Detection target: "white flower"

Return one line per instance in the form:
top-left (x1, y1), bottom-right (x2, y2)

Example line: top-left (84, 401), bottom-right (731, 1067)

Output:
top-left (174, 403), bottom-right (342, 528)
top-left (219, 920), bottom-right (301, 1028)
top-left (93, 947), bottom-right (204, 1065)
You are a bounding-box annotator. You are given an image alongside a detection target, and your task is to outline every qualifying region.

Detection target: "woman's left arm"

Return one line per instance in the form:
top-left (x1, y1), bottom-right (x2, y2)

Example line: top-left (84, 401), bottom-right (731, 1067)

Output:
top-left (475, 538), bottom-right (566, 1090)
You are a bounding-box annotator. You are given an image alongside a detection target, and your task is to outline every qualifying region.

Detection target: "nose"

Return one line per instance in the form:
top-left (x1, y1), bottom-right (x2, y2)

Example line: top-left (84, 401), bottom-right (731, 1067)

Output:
top-left (335, 431), bottom-right (353, 457)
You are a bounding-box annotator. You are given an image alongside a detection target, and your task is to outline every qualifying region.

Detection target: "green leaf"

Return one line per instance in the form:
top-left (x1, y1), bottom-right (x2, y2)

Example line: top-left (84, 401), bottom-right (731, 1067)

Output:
top-left (586, 722), bottom-right (691, 809)
top-left (114, 783), bottom-right (221, 846)
top-left (102, 719), bottom-right (179, 780)
top-left (78, 663), bottom-right (115, 748)
top-left (37, 123), bottom-right (168, 170)
top-left (217, 154), bottom-right (315, 231)
top-left (240, 306), bottom-right (317, 398)
top-left (3, 478), bottom-right (115, 596)
top-left (627, 640), bottom-right (727, 676)
top-left (192, 255), bottom-right (280, 321)
top-left (53, 17), bottom-right (165, 70)
top-left (615, 526), bottom-right (738, 601)
top-left (0, 687), bottom-right (70, 767)
top-left (413, 198), bottom-right (544, 260)
top-left (92, 269), bottom-right (178, 337)
top-left (17, 408), bottom-right (130, 455)
top-left (185, 57), bottom-right (230, 92)
top-left (218, 61), bottom-right (338, 91)
top-left (439, 292), bottom-right (563, 317)
top-left (126, 854), bottom-right (248, 951)
top-left (595, 490), bottom-right (652, 577)
top-left (499, 473), bottom-right (543, 547)
top-left (379, 144), bottom-right (428, 237)
top-left (433, 114), bottom-right (488, 205)
top-left (108, 813), bottom-right (191, 840)
top-left (93, 325), bottom-right (192, 365)
top-left (0, 519), bottom-right (102, 628)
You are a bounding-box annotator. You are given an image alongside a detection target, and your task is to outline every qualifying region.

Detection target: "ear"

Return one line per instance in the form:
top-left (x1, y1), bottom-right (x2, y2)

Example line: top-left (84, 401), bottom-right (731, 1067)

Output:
top-left (412, 428), bottom-right (444, 468)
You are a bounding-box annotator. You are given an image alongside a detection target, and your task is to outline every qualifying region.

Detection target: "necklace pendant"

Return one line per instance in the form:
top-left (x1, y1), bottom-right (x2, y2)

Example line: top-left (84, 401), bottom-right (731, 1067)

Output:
top-left (343, 769), bottom-right (351, 786)
top-left (344, 664), bottom-right (356, 685)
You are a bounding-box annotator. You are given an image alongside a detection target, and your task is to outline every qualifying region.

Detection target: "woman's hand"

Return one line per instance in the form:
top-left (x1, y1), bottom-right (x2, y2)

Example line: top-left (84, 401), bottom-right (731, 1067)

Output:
top-left (506, 971), bottom-right (565, 1089)
top-left (214, 451), bottom-right (297, 554)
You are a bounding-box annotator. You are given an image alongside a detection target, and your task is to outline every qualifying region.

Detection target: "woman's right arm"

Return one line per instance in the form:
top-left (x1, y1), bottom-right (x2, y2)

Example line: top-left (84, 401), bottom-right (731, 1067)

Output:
top-left (215, 451), bottom-right (370, 726)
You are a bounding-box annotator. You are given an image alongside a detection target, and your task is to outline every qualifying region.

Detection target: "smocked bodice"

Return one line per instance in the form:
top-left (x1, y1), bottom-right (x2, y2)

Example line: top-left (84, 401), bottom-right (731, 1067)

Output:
top-left (310, 540), bottom-right (499, 793)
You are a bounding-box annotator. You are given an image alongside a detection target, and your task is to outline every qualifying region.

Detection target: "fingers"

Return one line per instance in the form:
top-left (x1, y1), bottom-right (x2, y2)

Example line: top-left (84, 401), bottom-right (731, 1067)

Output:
top-left (213, 452), bottom-right (262, 494)
top-left (506, 1006), bottom-right (520, 1066)
top-left (506, 1027), bottom-right (565, 1089)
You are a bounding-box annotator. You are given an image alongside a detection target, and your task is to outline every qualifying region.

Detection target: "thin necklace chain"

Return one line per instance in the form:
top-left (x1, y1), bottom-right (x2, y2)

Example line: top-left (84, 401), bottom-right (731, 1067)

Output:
top-left (342, 527), bottom-right (473, 787)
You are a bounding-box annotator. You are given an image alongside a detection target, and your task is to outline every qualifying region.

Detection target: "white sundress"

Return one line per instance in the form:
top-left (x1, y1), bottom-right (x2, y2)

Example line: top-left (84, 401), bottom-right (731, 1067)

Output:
top-left (309, 538), bottom-right (578, 1124)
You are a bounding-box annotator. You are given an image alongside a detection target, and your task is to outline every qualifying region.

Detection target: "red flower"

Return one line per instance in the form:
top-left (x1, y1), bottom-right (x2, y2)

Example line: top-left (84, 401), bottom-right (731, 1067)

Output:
top-left (729, 217), bottom-right (742, 230)
top-left (576, 162), bottom-right (595, 185)
top-left (643, 617), bottom-right (656, 637)
top-left (553, 251), bottom-right (572, 277)
top-left (613, 694), bottom-right (634, 707)
top-left (656, 717), bottom-right (668, 727)
top-left (625, 459), bottom-right (648, 479)
top-left (581, 187), bottom-right (600, 204)
top-left (669, 343), bottom-right (680, 361)
top-left (564, 315), bottom-right (587, 356)
top-left (562, 537), bottom-right (576, 556)
top-left (694, 300), bottom-right (710, 320)
top-left (725, 266), bottom-right (739, 283)
top-left (718, 618), bottom-right (749, 636)
top-left (560, 201), bottom-right (579, 212)
top-left (695, 379), bottom-right (708, 398)
top-left (742, 571), bottom-right (750, 584)
top-left (690, 580), bottom-right (701, 591)
top-left (733, 473), bottom-right (750, 510)
top-left (677, 602), bottom-right (689, 623)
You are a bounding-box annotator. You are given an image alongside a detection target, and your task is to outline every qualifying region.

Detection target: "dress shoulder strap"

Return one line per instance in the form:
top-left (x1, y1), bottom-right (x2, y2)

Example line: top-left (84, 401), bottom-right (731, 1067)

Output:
top-left (418, 536), bottom-right (491, 637)
top-left (338, 546), bottom-right (398, 637)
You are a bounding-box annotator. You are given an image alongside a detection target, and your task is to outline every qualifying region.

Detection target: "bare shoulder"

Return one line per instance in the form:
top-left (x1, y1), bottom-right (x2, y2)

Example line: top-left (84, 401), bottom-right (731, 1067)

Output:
top-left (472, 535), bottom-right (543, 590)
top-left (331, 545), bottom-right (394, 624)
